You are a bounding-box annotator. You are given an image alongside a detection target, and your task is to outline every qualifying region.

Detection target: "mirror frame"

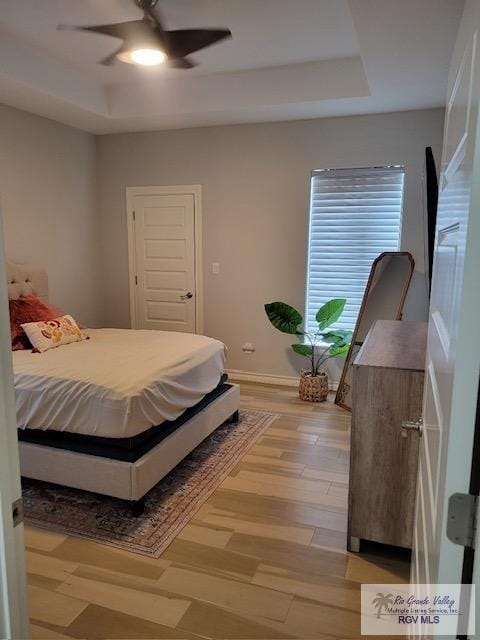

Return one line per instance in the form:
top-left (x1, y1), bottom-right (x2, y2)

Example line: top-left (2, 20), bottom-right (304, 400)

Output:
top-left (334, 251), bottom-right (415, 411)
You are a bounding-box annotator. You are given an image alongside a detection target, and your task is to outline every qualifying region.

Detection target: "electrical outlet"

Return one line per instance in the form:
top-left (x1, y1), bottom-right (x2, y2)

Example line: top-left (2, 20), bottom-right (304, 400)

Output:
top-left (242, 342), bottom-right (255, 354)
top-left (212, 262), bottom-right (220, 275)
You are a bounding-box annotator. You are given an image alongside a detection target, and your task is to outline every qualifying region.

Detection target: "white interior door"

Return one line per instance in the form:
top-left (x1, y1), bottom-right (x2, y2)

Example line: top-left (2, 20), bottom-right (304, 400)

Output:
top-left (129, 189), bottom-right (198, 333)
top-left (0, 210), bottom-right (29, 639)
top-left (412, 0), bottom-right (480, 624)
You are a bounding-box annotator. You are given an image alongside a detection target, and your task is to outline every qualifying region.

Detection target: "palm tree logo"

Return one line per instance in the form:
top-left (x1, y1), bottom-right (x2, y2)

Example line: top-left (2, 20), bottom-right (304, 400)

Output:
top-left (372, 592), bottom-right (394, 618)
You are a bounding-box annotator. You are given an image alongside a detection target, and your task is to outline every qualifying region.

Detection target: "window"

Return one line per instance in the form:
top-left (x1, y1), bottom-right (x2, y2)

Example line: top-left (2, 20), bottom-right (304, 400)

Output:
top-left (305, 166), bottom-right (405, 332)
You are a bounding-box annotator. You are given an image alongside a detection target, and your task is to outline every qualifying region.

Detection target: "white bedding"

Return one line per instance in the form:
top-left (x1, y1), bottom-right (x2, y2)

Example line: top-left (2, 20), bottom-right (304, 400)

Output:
top-left (13, 328), bottom-right (226, 438)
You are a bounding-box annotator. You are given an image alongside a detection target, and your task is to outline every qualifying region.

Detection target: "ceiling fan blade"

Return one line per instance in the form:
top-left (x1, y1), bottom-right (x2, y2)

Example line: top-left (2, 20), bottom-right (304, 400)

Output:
top-left (58, 20), bottom-right (147, 42)
top-left (166, 56), bottom-right (197, 69)
top-left (59, 2), bottom-right (232, 70)
top-left (57, 24), bottom-right (82, 32)
top-left (164, 29), bottom-right (232, 59)
top-left (99, 54), bottom-right (116, 66)
top-left (98, 44), bottom-right (127, 66)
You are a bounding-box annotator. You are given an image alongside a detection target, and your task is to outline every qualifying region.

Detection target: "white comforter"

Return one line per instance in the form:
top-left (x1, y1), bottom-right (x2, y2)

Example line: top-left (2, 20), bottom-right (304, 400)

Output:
top-left (13, 328), bottom-right (226, 438)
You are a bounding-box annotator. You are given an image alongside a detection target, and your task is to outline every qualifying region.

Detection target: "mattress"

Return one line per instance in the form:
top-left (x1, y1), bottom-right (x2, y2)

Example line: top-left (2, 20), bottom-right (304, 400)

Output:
top-left (18, 379), bottom-right (234, 462)
top-left (13, 328), bottom-right (226, 438)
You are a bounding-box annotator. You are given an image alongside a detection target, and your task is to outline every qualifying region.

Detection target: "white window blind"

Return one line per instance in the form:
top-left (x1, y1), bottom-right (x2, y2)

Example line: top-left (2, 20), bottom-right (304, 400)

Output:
top-left (305, 166), bottom-right (404, 332)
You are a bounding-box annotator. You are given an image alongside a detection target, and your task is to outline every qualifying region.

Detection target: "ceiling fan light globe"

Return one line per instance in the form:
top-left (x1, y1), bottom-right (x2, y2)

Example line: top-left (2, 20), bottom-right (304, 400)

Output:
top-left (118, 48), bottom-right (166, 66)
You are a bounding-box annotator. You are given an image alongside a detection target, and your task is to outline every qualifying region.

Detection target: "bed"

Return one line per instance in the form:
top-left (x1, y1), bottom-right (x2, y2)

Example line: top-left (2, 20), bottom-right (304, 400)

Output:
top-left (8, 261), bottom-right (240, 513)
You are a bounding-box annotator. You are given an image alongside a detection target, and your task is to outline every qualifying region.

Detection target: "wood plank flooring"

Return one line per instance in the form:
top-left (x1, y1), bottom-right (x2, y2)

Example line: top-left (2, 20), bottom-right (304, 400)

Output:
top-left (26, 382), bottom-right (410, 639)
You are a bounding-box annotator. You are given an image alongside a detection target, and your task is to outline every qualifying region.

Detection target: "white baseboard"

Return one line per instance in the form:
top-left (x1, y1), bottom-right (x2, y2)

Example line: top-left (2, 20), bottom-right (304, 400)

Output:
top-left (227, 369), bottom-right (339, 391)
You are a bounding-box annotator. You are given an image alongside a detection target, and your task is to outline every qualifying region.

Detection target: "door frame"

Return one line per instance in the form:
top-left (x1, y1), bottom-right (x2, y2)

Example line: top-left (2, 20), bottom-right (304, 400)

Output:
top-left (0, 208), bottom-right (29, 639)
top-left (126, 185), bottom-right (204, 334)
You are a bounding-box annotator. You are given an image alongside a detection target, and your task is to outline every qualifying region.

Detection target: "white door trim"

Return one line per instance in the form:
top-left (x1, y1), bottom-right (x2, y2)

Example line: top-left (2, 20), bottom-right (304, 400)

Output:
top-left (126, 185), bottom-right (203, 334)
top-left (0, 209), bottom-right (29, 640)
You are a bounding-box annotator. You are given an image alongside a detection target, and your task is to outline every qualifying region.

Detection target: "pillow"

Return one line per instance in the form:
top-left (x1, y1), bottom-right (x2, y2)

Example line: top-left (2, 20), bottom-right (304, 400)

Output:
top-left (9, 295), bottom-right (65, 351)
top-left (21, 315), bottom-right (88, 353)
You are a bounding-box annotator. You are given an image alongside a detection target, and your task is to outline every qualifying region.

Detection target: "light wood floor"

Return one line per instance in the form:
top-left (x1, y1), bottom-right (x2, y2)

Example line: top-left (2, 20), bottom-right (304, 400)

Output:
top-left (26, 382), bottom-right (410, 640)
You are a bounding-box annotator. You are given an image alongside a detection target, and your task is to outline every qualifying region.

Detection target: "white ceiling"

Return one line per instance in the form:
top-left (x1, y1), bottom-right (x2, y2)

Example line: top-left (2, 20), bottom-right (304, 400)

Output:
top-left (0, 0), bottom-right (464, 134)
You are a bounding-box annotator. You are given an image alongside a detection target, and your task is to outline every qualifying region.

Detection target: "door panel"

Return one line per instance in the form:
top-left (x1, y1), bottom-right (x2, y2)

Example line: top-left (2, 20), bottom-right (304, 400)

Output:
top-left (145, 271), bottom-right (186, 291)
top-left (133, 193), bottom-right (196, 333)
top-left (145, 238), bottom-right (187, 259)
top-left (412, 3), bottom-right (480, 626)
top-left (422, 363), bottom-right (443, 532)
top-left (144, 206), bottom-right (186, 227)
top-left (443, 35), bottom-right (474, 181)
top-left (146, 300), bottom-right (187, 322)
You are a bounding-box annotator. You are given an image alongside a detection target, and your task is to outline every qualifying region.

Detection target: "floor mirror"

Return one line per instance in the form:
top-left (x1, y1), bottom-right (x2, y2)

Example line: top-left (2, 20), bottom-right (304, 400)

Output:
top-left (335, 251), bottom-right (415, 411)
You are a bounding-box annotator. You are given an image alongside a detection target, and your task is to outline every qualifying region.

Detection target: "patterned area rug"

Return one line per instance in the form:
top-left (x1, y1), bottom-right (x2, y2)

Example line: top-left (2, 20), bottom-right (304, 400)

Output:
top-left (23, 409), bottom-right (277, 557)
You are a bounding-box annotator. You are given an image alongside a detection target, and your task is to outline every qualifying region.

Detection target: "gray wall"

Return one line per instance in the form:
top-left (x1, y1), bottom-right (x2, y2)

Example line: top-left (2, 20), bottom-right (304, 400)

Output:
top-left (96, 108), bottom-right (444, 379)
top-left (0, 104), bottom-right (444, 379)
top-left (0, 104), bottom-right (100, 327)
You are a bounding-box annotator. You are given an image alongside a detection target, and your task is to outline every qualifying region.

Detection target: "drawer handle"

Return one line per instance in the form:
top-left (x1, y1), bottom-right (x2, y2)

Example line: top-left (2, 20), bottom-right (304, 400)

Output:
top-left (401, 417), bottom-right (423, 438)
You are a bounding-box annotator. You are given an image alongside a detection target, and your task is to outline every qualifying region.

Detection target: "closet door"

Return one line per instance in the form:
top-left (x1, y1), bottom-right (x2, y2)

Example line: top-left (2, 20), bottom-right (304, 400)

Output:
top-left (129, 189), bottom-right (197, 333)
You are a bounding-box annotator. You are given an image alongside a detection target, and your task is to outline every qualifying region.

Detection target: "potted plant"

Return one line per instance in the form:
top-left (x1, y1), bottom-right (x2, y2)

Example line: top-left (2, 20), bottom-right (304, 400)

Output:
top-left (264, 299), bottom-right (351, 402)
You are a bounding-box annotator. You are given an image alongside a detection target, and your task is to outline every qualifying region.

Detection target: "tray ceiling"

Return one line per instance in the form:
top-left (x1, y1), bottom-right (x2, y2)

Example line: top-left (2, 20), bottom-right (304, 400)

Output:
top-left (0, 0), bottom-right (465, 133)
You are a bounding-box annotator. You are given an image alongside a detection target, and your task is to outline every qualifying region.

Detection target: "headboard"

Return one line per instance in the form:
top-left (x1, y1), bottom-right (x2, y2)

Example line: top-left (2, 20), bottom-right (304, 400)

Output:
top-left (6, 261), bottom-right (49, 302)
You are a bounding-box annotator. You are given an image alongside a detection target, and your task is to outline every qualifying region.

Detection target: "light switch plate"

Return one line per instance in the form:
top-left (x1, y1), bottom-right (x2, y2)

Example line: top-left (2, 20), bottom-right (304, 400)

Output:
top-left (212, 262), bottom-right (220, 275)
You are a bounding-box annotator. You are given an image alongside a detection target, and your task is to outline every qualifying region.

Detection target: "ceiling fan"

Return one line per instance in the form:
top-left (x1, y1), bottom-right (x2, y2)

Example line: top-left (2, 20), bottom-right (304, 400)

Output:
top-left (58, 0), bottom-right (232, 68)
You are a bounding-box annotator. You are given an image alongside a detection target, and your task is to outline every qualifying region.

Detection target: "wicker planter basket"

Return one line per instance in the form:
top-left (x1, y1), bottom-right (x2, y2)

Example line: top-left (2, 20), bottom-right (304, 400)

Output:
top-left (298, 371), bottom-right (329, 402)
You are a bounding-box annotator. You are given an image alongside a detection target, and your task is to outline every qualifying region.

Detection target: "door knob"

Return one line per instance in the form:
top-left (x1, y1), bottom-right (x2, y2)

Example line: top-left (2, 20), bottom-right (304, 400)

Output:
top-left (180, 292), bottom-right (193, 300)
top-left (401, 417), bottom-right (423, 437)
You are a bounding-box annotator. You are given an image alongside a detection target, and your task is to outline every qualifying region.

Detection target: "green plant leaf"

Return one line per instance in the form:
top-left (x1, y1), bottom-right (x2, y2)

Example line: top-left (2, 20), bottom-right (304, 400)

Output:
top-left (320, 329), bottom-right (352, 345)
top-left (329, 343), bottom-right (350, 357)
top-left (264, 302), bottom-right (303, 335)
top-left (291, 343), bottom-right (313, 357)
top-left (320, 332), bottom-right (341, 344)
top-left (315, 299), bottom-right (346, 330)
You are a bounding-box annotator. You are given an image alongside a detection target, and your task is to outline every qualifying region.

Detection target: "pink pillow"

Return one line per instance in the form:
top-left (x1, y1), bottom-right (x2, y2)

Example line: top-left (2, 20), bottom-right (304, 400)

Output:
top-left (9, 295), bottom-right (65, 351)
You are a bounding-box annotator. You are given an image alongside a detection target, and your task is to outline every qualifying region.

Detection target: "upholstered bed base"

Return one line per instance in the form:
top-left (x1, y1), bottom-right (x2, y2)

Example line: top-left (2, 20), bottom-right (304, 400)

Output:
top-left (19, 383), bottom-right (240, 503)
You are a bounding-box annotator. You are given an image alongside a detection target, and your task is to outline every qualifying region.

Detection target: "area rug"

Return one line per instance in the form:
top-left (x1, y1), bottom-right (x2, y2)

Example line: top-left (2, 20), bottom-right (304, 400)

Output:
top-left (22, 409), bottom-right (277, 557)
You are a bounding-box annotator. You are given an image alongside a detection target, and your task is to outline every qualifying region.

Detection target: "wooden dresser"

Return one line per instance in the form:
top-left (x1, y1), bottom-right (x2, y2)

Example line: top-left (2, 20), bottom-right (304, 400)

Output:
top-left (348, 319), bottom-right (427, 551)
